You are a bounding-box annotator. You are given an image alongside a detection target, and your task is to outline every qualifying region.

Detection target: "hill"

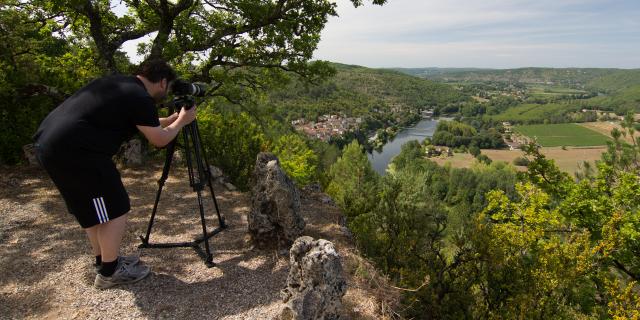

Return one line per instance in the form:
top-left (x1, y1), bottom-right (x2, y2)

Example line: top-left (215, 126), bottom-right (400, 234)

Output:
top-left (390, 67), bottom-right (489, 78)
top-left (267, 63), bottom-right (470, 122)
top-left (397, 67), bottom-right (622, 88)
top-left (393, 67), bottom-right (640, 114)
top-left (586, 69), bottom-right (640, 92)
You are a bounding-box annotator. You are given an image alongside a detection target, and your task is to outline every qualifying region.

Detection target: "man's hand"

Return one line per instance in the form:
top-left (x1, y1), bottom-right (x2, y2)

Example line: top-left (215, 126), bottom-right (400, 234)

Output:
top-left (176, 105), bottom-right (197, 126)
top-left (137, 105), bottom-right (197, 148)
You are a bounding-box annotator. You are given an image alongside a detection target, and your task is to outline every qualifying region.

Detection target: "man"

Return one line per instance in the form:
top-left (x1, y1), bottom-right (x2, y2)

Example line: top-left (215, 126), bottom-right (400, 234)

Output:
top-left (33, 59), bottom-right (196, 289)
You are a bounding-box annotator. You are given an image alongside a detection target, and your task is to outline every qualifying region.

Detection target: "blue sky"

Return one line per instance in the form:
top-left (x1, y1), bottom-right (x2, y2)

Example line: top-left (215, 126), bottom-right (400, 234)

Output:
top-left (312, 0), bottom-right (640, 68)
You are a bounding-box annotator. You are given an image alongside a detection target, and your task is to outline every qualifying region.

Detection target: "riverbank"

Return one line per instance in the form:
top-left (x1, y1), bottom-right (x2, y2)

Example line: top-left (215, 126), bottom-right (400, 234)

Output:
top-left (367, 119), bottom-right (438, 174)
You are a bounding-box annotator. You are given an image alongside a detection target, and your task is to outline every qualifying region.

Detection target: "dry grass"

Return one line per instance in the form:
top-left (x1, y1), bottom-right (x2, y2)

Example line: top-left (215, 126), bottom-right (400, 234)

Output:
top-left (431, 153), bottom-right (476, 169)
top-left (0, 163), bottom-right (398, 319)
top-left (578, 122), bottom-right (635, 143)
top-left (432, 147), bottom-right (607, 175)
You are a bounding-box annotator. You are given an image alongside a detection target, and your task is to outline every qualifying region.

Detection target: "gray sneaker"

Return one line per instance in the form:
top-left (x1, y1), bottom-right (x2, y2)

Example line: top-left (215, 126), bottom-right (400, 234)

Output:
top-left (94, 255), bottom-right (140, 274)
top-left (94, 260), bottom-right (151, 289)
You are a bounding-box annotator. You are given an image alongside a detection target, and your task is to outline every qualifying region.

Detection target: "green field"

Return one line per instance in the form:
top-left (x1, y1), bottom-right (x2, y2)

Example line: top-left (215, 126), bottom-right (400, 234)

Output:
top-left (514, 123), bottom-right (611, 147)
top-left (528, 85), bottom-right (586, 98)
top-left (487, 103), bottom-right (570, 122)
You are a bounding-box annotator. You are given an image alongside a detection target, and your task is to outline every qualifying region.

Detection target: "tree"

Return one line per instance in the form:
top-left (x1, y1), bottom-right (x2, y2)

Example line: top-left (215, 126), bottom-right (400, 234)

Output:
top-left (272, 133), bottom-right (318, 186)
top-left (197, 105), bottom-right (267, 190)
top-left (473, 183), bottom-right (598, 318)
top-left (14, 0), bottom-right (386, 102)
top-left (325, 141), bottom-right (379, 218)
top-left (0, 2), bottom-right (101, 163)
top-left (469, 145), bottom-right (480, 157)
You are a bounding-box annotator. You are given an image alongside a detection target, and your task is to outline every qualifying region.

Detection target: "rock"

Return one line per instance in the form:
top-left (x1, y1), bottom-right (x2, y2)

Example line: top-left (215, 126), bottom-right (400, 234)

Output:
top-left (280, 236), bottom-right (347, 320)
top-left (302, 182), bottom-right (322, 193)
top-left (224, 182), bottom-right (237, 191)
top-left (22, 144), bottom-right (39, 166)
top-left (321, 196), bottom-right (334, 205)
top-left (172, 149), bottom-right (185, 165)
top-left (209, 165), bottom-right (224, 179)
top-left (120, 139), bottom-right (142, 165)
top-left (248, 152), bottom-right (305, 247)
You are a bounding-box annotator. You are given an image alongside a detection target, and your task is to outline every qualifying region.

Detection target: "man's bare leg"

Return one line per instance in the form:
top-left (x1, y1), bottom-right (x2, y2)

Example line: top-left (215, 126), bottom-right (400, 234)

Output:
top-left (96, 213), bottom-right (129, 262)
top-left (84, 226), bottom-right (102, 257)
top-left (93, 212), bottom-right (150, 288)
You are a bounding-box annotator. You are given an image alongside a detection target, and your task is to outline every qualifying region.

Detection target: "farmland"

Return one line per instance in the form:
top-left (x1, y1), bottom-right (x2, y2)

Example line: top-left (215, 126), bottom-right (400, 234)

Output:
top-left (578, 121), bottom-right (636, 143)
top-left (514, 123), bottom-right (611, 147)
top-left (432, 147), bottom-right (607, 174)
top-left (485, 103), bottom-right (571, 122)
top-left (528, 85), bottom-right (587, 99)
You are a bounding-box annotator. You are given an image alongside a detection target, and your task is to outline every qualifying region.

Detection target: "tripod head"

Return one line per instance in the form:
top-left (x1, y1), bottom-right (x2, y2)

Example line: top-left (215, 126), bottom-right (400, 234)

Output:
top-left (158, 95), bottom-right (197, 111)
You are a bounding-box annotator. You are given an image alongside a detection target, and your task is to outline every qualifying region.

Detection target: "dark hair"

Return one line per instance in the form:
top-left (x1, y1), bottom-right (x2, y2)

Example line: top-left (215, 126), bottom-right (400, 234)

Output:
top-left (136, 58), bottom-right (177, 83)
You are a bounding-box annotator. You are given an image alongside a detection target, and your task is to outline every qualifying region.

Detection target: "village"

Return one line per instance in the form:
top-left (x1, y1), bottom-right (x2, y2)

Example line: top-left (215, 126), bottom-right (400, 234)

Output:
top-left (291, 114), bottom-right (363, 142)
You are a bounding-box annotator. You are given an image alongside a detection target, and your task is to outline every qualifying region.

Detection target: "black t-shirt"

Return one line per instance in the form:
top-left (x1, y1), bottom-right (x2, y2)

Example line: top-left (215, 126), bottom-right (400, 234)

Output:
top-left (34, 75), bottom-right (160, 158)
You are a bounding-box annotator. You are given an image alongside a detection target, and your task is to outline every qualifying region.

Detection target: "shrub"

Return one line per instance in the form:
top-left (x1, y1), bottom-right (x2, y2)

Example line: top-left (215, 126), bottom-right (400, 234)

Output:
top-left (513, 156), bottom-right (530, 166)
top-left (477, 154), bottom-right (492, 164)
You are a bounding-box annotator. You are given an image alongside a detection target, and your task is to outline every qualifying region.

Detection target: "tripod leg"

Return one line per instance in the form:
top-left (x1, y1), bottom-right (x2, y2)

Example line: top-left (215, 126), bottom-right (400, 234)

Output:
top-left (140, 118), bottom-right (224, 268)
top-left (140, 138), bottom-right (177, 246)
top-left (188, 123), bottom-right (214, 265)
top-left (194, 121), bottom-right (226, 228)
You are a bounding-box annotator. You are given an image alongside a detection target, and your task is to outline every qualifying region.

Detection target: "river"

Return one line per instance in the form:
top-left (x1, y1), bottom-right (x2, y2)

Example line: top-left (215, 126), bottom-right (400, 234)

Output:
top-left (367, 119), bottom-right (438, 175)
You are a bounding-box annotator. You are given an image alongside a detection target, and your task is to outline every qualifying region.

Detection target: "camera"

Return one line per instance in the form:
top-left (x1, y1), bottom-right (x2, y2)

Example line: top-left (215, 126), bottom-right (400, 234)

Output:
top-left (170, 79), bottom-right (208, 97)
top-left (160, 79), bottom-right (209, 110)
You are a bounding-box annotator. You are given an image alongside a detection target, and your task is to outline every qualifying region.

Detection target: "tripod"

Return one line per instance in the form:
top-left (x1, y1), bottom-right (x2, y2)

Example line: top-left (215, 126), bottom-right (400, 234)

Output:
top-left (139, 101), bottom-right (226, 267)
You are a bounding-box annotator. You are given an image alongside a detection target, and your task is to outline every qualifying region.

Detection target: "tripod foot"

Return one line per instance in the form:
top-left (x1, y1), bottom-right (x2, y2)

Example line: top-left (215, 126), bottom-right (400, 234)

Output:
top-left (139, 235), bottom-right (149, 248)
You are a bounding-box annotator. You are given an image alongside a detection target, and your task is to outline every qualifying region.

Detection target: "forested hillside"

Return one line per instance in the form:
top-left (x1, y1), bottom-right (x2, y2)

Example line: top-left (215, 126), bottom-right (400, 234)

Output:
top-left (267, 63), bottom-right (469, 121)
top-left (587, 69), bottom-right (640, 92)
top-left (399, 67), bottom-right (622, 88)
top-left (394, 67), bottom-right (640, 121)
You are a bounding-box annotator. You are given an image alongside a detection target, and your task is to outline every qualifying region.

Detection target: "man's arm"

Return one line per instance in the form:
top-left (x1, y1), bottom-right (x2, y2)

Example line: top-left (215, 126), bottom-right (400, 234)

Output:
top-left (137, 107), bottom-right (197, 147)
top-left (159, 112), bottom-right (178, 127)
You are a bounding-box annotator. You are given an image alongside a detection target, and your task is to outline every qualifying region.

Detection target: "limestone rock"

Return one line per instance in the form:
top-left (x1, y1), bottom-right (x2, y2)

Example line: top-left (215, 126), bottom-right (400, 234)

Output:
top-left (22, 144), bottom-right (39, 166)
top-left (209, 165), bottom-right (224, 179)
top-left (120, 138), bottom-right (142, 165)
top-left (249, 152), bottom-right (305, 247)
top-left (280, 236), bottom-right (347, 320)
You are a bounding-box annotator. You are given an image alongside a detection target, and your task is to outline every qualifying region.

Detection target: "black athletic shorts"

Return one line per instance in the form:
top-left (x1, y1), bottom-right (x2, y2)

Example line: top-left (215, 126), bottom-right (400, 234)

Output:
top-left (36, 146), bottom-right (131, 228)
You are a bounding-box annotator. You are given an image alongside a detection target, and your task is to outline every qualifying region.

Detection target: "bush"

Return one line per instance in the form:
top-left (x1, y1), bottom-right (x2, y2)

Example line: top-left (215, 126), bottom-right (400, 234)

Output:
top-left (469, 145), bottom-right (481, 157)
top-left (476, 154), bottom-right (492, 164)
top-left (272, 133), bottom-right (319, 186)
top-left (197, 108), bottom-right (267, 191)
top-left (513, 156), bottom-right (530, 166)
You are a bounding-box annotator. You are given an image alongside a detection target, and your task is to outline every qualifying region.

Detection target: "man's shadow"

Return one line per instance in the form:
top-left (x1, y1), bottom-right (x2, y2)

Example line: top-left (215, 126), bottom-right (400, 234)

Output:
top-left (81, 247), bottom-right (289, 319)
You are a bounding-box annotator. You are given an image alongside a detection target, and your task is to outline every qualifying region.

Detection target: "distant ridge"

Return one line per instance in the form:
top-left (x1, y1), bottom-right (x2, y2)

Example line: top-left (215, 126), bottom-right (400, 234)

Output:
top-left (390, 67), bottom-right (640, 90)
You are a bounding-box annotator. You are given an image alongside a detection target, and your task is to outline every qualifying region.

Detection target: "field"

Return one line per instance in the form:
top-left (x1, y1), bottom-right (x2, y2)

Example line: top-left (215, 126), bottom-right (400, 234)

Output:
top-left (578, 121), bottom-right (636, 143)
top-left (528, 85), bottom-right (586, 98)
top-left (486, 103), bottom-right (569, 122)
top-left (432, 147), bottom-right (607, 175)
top-left (514, 123), bottom-right (611, 147)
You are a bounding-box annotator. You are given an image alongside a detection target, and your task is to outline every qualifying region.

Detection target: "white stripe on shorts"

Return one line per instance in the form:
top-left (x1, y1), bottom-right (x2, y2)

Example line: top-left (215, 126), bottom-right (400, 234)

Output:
top-left (99, 197), bottom-right (109, 222)
top-left (92, 197), bottom-right (109, 224)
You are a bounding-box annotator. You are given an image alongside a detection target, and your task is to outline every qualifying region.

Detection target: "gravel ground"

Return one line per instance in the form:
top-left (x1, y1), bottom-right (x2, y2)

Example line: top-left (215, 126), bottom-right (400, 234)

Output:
top-left (0, 163), bottom-right (397, 319)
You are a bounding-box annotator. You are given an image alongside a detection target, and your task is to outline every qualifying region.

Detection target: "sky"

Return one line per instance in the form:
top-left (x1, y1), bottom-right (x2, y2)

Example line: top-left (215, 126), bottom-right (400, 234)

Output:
top-left (312, 0), bottom-right (640, 69)
top-left (120, 0), bottom-right (640, 69)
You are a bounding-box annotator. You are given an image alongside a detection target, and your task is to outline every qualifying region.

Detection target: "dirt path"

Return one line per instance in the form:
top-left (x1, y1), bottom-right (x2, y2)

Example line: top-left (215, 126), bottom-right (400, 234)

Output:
top-left (0, 163), bottom-right (395, 319)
